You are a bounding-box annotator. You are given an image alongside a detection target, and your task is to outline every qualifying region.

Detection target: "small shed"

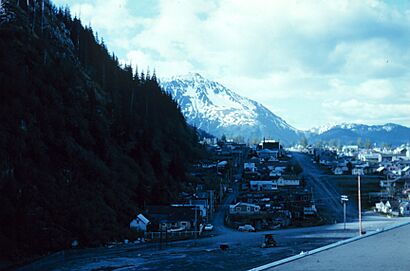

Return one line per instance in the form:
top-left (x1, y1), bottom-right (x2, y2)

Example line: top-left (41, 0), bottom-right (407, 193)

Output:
top-left (130, 214), bottom-right (150, 232)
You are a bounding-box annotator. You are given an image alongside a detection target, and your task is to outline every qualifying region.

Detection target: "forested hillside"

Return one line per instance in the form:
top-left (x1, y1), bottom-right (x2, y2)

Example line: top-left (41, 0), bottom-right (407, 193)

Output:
top-left (0, 0), bottom-right (203, 262)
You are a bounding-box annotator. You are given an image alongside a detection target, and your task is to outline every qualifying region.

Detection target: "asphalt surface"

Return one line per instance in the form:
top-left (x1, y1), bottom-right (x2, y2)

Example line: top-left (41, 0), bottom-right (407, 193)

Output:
top-left (23, 215), bottom-right (406, 271)
top-left (265, 220), bottom-right (410, 271)
top-left (292, 153), bottom-right (358, 223)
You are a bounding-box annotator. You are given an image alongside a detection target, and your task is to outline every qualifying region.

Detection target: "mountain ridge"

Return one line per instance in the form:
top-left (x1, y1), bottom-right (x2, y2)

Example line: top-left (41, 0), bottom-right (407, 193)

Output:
top-left (305, 123), bottom-right (410, 145)
top-left (161, 73), bottom-right (410, 146)
top-left (160, 73), bottom-right (300, 144)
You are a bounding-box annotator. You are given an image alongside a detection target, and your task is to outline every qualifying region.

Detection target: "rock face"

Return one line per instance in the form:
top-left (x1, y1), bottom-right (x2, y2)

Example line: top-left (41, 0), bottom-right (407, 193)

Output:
top-left (161, 73), bottom-right (300, 144)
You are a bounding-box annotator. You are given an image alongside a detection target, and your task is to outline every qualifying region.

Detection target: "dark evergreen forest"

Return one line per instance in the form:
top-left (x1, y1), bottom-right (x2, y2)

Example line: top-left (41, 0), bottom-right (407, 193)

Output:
top-left (0, 0), bottom-right (204, 262)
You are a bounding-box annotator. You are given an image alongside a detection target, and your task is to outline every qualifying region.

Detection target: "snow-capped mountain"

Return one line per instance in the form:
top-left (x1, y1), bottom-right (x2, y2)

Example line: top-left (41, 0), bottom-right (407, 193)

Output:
top-left (160, 73), bottom-right (300, 144)
top-left (306, 123), bottom-right (410, 145)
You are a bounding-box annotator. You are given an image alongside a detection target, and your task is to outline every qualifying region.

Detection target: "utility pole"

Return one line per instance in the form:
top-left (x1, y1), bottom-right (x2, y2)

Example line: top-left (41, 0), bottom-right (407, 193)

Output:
top-left (341, 195), bottom-right (348, 230)
top-left (194, 206), bottom-right (198, 239)
top-left (358, 174), bottom-right (363, 236)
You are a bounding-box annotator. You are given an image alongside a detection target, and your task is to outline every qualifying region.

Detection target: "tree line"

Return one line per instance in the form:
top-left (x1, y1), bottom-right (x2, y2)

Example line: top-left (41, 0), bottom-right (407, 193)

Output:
top-left (0, 0), bottom-right (204, 263)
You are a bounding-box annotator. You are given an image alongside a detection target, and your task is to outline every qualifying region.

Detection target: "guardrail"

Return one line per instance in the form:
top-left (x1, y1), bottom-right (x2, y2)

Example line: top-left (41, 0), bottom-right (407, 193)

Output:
top-left (145, 230), bottom-right (202, 241)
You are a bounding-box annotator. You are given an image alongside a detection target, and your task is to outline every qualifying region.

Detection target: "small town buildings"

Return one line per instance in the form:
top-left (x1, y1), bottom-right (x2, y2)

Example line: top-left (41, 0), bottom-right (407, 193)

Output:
top-left (399, 201), bottom-right (410, 216)
top-left (257, 149), bottom-right (279, 159)
top-left (375, 201), bottom-right (391, 214)
top-left (229, 202), bottom-right (261, 215)
top-left (303, 205), bottom-right (318, 216)
top-left (342, 145), bottom-right (359, 156)
top-left (144, 206), bottom-right (201, 232)
top-left (358, 152), bottom-right (382, 164)
top-left (375, 200), bottom-right (399, 216)
top-left (402, 166), bottom-right (410, 176)
top-left (334, 167), bottom-right (343, 175)
top-left (244, 162), bottom-right (256, 172)
top-left (250, 180), bottom-right (278, 191)
top-left (276, 177), bottom-right (301, 187)
top-left (352, 167), bottom-right (364, 175)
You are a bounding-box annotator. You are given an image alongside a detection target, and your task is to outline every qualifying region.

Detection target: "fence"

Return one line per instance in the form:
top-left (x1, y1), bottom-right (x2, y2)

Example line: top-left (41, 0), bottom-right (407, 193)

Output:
top-left (145, 230), bottom-right (202, 242)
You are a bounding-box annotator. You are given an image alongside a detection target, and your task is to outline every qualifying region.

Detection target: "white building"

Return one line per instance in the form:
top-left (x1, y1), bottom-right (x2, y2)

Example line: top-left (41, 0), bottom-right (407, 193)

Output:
top-left (352, 167), bottom-right (364, 175)
top-left (229, 202), bottom-right (261, 215)
top-left (358, 152), bottom-right (382, 163)
top-left (130, 214), bottom-right (150, 232)
top-left (275, 177), bottom-right (301, 186)
top-left (250, 180), bottom-right (277, 191)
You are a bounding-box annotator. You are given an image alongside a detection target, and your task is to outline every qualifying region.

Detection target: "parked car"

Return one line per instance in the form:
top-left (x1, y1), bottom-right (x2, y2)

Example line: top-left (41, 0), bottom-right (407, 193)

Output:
top-left (204, 224), bottom-right (214, 231)
top-left (238, 224), bottom-right (255, 232)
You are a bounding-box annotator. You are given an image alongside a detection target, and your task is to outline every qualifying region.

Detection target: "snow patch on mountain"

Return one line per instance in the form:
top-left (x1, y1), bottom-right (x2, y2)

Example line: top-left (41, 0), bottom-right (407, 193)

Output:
top-left (160, 73), bottom-right (300, 143)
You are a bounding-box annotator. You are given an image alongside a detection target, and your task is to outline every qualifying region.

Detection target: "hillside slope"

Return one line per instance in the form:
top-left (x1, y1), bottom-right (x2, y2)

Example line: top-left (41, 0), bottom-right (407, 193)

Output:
top-left (0, 1), bottom-right (202, 263)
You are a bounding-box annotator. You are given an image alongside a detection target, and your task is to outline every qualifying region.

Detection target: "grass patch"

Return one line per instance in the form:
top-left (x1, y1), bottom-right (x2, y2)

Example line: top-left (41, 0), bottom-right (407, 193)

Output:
top-left (328, 176), bottom-right (382, 209)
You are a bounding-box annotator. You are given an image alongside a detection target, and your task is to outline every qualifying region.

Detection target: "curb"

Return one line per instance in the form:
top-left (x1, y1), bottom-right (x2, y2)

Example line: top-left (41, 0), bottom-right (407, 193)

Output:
top-left (248, 221), bottom-right (410, 271)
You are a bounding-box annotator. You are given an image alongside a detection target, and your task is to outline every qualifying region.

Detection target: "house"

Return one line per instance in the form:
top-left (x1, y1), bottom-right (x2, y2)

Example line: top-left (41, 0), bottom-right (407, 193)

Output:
top-left (276, 177), bottom-right (301, 187)
top-left (173, 199), bottom-right (209, 220)
top-left (380, 179), bottom-right (397, 189)
top-left (334, 167), bottom-right (343, 175)
top-left (244, 162), bottom-right (256, 172)
top-left (342, 145), bottom-right (359, 156)
top-left (402, 166), bottom-right (410, 176)
top-left (257, 149), bottom-right (279, 159)
top-left (250, 180), bottom-right (278, 191)
top-left (260, 140), bottom-right (281, 150)
top-left (375, 201), bottom-right (391, 214)
top-left (269, 170), bottom-right (282, 177)
top-left (144, 206), bottom-right (201, 231)
top-left (303, 204), bottom-right (317, 216)
top-left (130, 214), bottom-right (150, 232)
top-left (375, 200), bottom-right (399, 215)
top-left (376, 166), bottom-right (386, 175)
top-left (394, 147), bottom-right (408, 157)
top-left (352, 167), bottom-right (364, 175)
top-left (358, 152), bottom-right (382, 164)
top-left (399, 201), bottom-right (410, 216)
top-left (229, 202), bottom-right (261, 215)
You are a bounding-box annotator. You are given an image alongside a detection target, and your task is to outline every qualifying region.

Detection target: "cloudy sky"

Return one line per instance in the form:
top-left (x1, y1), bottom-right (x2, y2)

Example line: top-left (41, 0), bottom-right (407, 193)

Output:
top-left (53, 0), bottom-right (410, 130)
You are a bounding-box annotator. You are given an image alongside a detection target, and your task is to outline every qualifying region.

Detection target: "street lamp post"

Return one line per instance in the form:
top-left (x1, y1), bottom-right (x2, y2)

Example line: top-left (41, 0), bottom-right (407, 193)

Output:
top-left (341, 195), bottom-right (348, 230)
top-left (358, 173), bottom-right (363, 236)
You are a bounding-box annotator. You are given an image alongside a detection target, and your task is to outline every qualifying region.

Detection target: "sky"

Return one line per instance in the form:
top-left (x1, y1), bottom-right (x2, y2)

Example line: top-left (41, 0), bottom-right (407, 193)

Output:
top-left (53, 0), bottom-right (410, 130)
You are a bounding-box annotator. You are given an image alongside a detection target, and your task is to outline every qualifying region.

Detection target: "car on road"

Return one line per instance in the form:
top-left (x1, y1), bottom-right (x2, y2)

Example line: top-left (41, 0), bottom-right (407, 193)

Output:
top-left (238, 224), bottom-right (255, 232)
top-left (204, 224), bottom-right (214, 231)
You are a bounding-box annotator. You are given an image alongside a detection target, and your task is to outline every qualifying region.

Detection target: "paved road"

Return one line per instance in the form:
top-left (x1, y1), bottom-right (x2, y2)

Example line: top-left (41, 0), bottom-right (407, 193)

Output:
top-left (265, 219), bottom-right (410, 271)
top-left (212, 183), bottom-right (238, 235)
top-left (292, 152), bottom-right (357, 223)
top-left (17, 214), bottom-right (405, 271)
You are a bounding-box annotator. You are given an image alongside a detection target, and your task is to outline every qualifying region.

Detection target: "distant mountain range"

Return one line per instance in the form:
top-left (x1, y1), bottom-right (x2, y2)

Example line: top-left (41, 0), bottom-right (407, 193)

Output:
top-left (160, 73), bottom-right (300, 144)
top-left (161, 73), bottom-right (410, 146)
top-left (305, 123), bottom-right (410, 146)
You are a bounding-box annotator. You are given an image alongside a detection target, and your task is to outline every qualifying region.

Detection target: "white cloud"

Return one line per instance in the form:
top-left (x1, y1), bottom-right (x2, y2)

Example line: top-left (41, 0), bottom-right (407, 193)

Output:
top-left (52, 0), bottom-right (410, 129)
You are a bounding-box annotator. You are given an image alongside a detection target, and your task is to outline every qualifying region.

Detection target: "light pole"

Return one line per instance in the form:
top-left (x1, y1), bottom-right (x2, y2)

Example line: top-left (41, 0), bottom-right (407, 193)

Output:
top-left (358, 173), bottom-right (363, 236)
top-left (341, 195), bottom-right (348, 230)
